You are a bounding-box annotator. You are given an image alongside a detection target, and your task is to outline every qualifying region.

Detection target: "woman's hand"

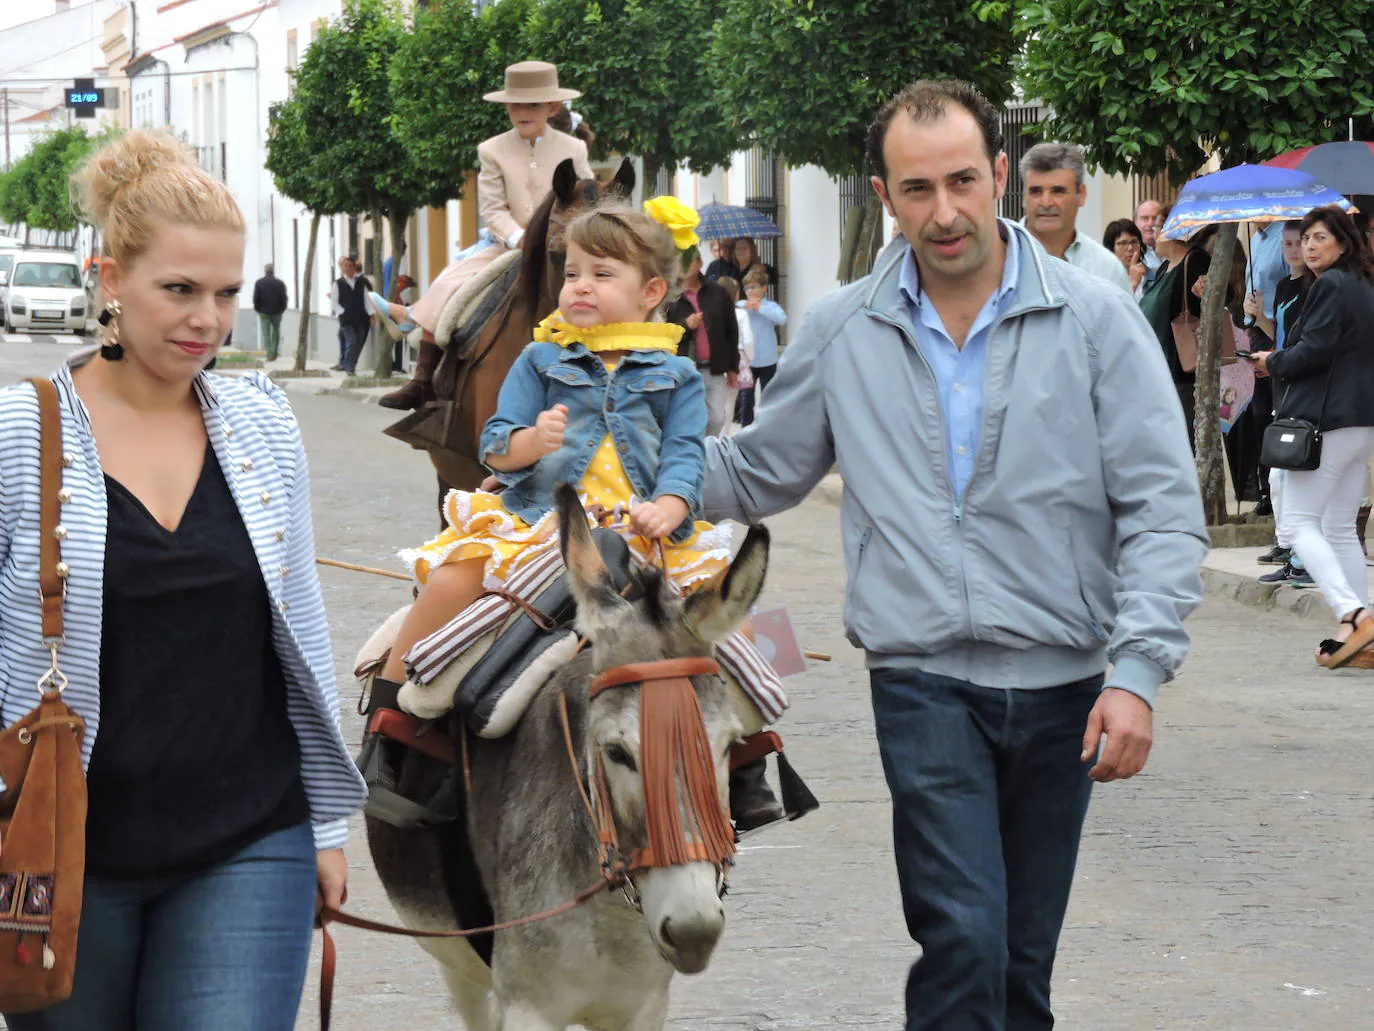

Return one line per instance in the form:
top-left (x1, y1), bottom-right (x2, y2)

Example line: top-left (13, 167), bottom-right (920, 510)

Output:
top-left (316, 848), bottom-right (348, 919)
top-left (685, 312), bottom-right (704, 330)
top-left (1243, 290), bottom-right (1263, 321)
top-left (1128, 262), bottom-right (1146, 290)
top-left (630, 496), bottom-right (689, 540)
top-left (1191, 273), bottom-right (1208, 299)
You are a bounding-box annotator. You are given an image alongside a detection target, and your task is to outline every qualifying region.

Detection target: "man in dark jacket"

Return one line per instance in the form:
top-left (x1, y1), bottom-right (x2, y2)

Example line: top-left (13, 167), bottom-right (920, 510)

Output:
top-left (668, 253), bottom-right (739, 435)
top-left (252, 263), bottom-right (289, 361)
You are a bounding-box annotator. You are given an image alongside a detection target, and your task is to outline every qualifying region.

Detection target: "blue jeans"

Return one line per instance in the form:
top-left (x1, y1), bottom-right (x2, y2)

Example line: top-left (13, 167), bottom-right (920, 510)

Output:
top-left (4, 822), bottom-right (317, 1031)
top-left (339, 321), bottom-right (369, 373)
top-left (869, 668), bottom-right (1100, 1031)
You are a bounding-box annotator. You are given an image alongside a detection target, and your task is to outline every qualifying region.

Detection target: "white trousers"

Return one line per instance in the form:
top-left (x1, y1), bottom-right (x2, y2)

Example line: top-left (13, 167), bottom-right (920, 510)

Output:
top-left (1284, 426), bottom-right (1374, 617)
top-left (703, 372), bottom-right (738, 438)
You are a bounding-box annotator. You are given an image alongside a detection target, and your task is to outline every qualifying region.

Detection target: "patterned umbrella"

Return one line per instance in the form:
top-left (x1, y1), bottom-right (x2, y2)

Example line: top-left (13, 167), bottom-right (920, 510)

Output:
top-left (695, 203), bottom-right (783, 242)
top-left (1158, 164), bottom-right (1352, 241)
top-left (1264, 141), bottom-right (1374, 196)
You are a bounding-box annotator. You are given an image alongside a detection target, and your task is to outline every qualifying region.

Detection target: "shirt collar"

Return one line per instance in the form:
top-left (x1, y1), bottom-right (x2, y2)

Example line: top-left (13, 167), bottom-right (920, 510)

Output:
top-left (899, 219), bottom-right (1019, 310)
top-left (57, 347), bottom-right (220, 437)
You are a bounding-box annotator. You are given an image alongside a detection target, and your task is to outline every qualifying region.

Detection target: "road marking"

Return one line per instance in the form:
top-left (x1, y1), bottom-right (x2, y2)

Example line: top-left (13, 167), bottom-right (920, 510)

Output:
top-left (0, 333), bottom-right (83, 345)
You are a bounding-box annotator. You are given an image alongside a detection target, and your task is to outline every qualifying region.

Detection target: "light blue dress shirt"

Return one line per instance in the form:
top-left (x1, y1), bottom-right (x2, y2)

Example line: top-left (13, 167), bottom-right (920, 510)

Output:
top-left (898, 226), bottom-right (1021, 501)
top-left (1247, 222), bottom-right (1289, 320)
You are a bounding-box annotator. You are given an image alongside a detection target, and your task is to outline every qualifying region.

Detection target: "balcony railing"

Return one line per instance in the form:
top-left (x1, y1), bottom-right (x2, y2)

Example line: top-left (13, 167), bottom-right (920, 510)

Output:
top-left (195, 143), bottom-right (226, 181)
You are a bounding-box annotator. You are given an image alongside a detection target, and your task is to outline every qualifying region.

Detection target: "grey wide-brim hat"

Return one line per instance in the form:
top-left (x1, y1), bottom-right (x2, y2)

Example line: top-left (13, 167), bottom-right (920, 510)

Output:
top-left (483, 61), bottom-right (582, 104)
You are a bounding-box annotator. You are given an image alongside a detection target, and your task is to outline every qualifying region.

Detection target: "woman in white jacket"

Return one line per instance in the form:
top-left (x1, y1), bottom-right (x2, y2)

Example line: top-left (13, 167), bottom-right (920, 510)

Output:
top-left (0, 130), bottom-right (364, 1030)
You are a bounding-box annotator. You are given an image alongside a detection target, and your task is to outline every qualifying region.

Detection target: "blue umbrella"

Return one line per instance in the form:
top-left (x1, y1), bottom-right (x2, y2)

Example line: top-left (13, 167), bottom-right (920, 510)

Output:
top-left (695, 203), bottom-right (782, 242)
top-left (1159, 164), bottom-right (1352, 240)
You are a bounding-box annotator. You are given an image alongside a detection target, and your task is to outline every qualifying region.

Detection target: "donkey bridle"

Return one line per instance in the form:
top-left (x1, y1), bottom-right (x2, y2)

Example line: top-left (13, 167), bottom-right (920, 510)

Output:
top-left (560, 655), bottom-right (735, 910)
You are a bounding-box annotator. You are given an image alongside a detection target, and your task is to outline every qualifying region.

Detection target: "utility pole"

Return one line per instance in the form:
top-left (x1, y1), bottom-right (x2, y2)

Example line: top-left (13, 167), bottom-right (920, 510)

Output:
top-left (2, 88), bottom-right (9, 170)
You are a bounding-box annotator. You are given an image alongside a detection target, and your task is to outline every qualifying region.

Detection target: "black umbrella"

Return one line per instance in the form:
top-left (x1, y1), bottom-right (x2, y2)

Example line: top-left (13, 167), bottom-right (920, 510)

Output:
top-left (1265, 141), bottom-right (1374, 197)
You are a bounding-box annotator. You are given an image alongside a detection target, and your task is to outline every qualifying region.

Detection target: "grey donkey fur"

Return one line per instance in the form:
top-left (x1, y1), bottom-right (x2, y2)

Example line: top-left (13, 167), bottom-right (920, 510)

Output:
top-left (367, 484), bottom-right (770, 1030)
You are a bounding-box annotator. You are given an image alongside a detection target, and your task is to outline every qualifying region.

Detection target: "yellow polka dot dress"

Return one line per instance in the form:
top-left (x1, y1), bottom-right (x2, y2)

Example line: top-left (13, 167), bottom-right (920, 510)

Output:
top-left (401, 436), bottom-right (731, 593)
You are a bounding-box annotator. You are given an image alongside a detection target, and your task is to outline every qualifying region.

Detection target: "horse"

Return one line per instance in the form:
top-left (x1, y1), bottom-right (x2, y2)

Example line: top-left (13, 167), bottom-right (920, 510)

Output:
top-left (366, 483), bottom-right (770, 1030)
top-left (386, 158), bottom-right (637, 505)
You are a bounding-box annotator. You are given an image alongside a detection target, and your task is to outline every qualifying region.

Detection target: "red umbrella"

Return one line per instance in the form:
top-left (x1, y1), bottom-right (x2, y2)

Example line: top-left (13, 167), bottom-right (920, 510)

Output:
top-left (1263, 141), bottom-right (1374, 195)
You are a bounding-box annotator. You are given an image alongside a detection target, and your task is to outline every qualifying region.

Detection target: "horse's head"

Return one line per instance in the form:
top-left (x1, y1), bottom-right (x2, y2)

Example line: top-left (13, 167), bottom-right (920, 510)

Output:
top-left (517, 157), bottom-right (637, 317)
top-left (555, 484), bottom-right (766, 974)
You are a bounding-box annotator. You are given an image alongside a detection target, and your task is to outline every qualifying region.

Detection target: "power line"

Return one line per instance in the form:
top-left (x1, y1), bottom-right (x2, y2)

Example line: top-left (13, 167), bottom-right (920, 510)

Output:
top-left (0, 32), bottom-right (103, 80)
top-left (0, 66), bottom-right (260, 87)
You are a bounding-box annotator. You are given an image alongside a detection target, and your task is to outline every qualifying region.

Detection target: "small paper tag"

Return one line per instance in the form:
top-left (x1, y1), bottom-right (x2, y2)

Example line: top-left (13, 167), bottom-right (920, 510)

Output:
top-left (750, 606), bottom-right (807, 677)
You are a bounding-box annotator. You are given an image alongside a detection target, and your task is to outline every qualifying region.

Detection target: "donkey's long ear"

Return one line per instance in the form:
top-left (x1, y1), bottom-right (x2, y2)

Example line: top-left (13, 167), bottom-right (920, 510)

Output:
top-left (611, 158), bottom-right (636, 198)
top-left (552, 159), bottom-right (580, 207)
top-left (684, 525), bottom-right (770, 643)
top-left (556, 483), bottom-right (621, 633)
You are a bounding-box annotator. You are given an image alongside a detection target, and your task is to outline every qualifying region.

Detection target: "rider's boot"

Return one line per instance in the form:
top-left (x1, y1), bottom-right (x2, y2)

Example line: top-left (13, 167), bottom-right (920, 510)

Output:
top-left (379, 338), bottom-right (441, 411)
top-left (729, 757), bottom-right (785, 832)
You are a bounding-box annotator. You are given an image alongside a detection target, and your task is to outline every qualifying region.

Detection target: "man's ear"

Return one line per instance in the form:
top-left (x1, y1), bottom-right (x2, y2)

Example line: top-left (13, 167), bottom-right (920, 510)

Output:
top-left (870, 175), bottom-right (894, 217)
top-left (992, 152), bottom-right (1008, 203)
top-left (1076, 182), bottom-right (1088, 209)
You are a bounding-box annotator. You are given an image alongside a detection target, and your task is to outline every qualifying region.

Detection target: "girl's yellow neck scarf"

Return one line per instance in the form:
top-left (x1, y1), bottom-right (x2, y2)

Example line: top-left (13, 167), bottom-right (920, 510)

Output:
top-left (533, 312), bottom-right (684, 354)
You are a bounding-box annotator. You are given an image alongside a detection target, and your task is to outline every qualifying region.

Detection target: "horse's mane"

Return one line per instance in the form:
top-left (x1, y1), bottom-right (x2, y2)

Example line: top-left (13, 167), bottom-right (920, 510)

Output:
top-left (515, 189), bottom-right (564, 318)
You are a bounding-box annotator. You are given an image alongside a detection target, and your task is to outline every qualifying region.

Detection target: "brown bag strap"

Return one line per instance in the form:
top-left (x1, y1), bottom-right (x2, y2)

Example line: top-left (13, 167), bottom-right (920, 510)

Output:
top-left (27, 377), bottom-right (64, 643)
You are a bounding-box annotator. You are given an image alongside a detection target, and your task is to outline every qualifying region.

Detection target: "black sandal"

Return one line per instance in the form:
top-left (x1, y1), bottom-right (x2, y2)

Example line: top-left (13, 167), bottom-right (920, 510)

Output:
top-left (1320, 608), bottom-right (1374, 669)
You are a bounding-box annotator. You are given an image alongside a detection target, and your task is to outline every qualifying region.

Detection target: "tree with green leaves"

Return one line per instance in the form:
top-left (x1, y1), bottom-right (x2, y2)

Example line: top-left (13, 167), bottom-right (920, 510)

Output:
top-left (1018, 0), bottom-right (1374, 523)
top-left (0, 126), bottom-right (103, 243)
top-left (712, 0), bottom-right (1018, 278)
top-left (278, 0), bottom-right (457, 379)
top-left (390, 0), bottom-right (535, 188)
top-left (525, 0), bottom-right (738, 186)
top-left (266, 80), bottom-right (348, 373)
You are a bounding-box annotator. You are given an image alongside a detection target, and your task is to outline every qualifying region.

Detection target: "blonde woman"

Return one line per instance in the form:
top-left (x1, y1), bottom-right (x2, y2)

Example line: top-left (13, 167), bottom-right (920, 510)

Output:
top-left (0, 130), bottom-right (365, 1029)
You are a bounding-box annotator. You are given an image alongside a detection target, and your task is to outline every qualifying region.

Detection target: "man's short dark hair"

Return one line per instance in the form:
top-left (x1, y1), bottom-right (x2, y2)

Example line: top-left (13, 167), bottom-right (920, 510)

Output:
top-left (866, 79), bottom-right (1004, 183)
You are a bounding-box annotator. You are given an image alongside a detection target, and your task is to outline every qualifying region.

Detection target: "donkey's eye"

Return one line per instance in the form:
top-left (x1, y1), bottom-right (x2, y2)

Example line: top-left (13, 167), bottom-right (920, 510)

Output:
top-left (605, 743), bottom-right (638, 773)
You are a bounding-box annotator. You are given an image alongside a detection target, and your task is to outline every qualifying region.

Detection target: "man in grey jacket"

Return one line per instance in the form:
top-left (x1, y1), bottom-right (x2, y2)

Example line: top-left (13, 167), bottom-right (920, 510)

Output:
top-left (702, 80), bottom-right (1207, 1030)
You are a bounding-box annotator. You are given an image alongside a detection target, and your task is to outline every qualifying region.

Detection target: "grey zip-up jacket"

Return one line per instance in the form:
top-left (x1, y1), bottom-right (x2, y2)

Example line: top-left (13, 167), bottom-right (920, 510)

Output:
top-left (703, 223), bottom-right (1208, 707)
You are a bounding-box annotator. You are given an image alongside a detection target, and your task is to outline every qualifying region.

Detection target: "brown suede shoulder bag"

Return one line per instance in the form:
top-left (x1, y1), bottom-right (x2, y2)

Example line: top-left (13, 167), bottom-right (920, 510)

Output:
top-left (0, 377), bottom-right (88, 1012)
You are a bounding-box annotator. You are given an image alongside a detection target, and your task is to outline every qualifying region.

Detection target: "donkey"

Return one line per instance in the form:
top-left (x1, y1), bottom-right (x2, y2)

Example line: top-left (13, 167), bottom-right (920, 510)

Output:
top-left (367, 483), bottom-right (769, 1030)
top-left (387, 159), bottom-right (637, 503)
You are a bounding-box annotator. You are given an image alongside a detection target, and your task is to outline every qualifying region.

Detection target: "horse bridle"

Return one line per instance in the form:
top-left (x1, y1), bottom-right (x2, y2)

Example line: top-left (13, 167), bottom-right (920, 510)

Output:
top-left (559, 655), bottom-right (736, 912)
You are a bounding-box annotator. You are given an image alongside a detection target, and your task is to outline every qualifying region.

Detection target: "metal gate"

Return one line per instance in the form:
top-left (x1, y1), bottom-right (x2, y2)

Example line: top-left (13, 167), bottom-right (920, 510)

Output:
top-left (743, 147), bottom-right (785, 306)
top-left (997, 102), bottom-right (1049, 222)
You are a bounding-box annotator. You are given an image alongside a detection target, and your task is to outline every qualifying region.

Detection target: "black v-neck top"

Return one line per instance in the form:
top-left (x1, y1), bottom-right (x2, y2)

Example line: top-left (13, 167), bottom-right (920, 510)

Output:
top-left (85, 444), bottom-right (309, 877)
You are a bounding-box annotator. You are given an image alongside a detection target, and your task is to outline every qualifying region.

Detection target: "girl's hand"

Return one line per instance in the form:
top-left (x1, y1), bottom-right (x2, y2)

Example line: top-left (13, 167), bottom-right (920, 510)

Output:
top-left (532, 404), bottom-right (569, 457)
top-left (316, 848), bottom-right (348, 919)
top-left (1243, 290), bottom-right (1262, 320)
top-left (631, 496), bottom-right (689, 540)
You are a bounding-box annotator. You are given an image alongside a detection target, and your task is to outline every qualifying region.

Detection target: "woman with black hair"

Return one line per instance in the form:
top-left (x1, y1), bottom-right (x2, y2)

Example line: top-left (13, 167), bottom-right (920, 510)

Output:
top-left (1253, 205), bottom-right (1374, 668)
top-left (1102, 218), bottom-right (1148, 296)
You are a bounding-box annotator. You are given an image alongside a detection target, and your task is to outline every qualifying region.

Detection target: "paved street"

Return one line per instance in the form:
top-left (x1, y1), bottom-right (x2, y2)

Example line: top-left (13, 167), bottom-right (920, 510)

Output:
top-left (0, 341), bottom-right (1370, 1030)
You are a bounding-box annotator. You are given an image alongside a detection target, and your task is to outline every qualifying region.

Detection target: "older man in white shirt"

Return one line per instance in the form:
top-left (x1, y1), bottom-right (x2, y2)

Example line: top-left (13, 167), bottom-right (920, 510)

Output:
top-left (1020, 142), bottom-right (1132, 293)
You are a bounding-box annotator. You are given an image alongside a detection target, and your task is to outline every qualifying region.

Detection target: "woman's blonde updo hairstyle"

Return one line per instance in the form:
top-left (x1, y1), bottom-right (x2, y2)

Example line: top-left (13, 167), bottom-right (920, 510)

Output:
top-left (71, 129), bottom-right (244, 267)
top-left (563, 203), bottom-right (683, 307)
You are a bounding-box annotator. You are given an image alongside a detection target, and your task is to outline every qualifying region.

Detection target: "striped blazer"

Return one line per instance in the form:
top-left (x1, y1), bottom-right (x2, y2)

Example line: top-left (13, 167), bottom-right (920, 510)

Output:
top-left (0, 352), bottom-right (366, 851)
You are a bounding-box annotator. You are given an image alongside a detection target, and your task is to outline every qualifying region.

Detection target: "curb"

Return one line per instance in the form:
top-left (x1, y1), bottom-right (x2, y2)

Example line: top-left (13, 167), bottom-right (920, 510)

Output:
top-left (1200, 565), bottom-right (1330, 626)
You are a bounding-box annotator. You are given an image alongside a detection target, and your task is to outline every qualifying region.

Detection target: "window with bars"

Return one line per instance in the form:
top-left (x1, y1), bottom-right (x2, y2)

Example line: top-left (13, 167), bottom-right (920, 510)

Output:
top-left (743, 147), bottom-right (785, 307)
top-left (998, 103), bottom-right (1049, 223)
top-left (837, 173), bottom-right (880, 284)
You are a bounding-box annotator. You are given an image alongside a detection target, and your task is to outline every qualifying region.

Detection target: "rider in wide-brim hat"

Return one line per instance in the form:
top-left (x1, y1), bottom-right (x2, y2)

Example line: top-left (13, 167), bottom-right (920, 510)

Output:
top-left (377, 61), bottom-right (593, 411)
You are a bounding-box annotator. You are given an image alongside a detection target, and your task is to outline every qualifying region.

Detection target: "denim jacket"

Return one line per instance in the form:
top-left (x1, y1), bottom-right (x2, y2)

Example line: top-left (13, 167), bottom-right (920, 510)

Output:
top-left (480, 341), bottom-right (707, 543)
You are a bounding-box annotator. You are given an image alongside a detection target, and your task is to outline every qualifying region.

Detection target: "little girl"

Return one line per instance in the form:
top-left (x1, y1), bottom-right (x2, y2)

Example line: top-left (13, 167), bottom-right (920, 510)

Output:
top-left (379, 198), bottom-right (787, 827)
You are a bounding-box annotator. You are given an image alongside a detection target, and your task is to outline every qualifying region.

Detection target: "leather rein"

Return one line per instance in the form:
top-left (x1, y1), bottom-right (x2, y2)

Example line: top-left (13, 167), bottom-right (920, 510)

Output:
top-left (317, 654), bottom-right (729, 1030)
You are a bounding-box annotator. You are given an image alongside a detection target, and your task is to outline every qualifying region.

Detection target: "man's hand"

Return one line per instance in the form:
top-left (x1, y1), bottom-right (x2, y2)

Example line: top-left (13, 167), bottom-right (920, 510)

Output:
top-left (532, 404), bottom-right (569, 458)
top-left (726, 371), bottom-right (739, 389)
top-left (316, 848), bottom-right (348, 919)
top-left (630, 495), bottom-right (689, 539)
top-left (685, 312), bottom-right (704, 330)
top-left (1081, 687), bottom-right (1154, 782)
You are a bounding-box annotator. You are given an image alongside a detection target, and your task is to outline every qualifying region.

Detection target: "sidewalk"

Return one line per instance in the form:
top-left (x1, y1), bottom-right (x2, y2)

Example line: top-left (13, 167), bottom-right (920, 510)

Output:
top-left (221, 348), bottom-right (401, 405)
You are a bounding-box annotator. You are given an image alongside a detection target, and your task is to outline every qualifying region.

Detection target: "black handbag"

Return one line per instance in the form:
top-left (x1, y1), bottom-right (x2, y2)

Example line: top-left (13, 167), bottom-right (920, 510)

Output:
top-left (1260, 309), bottom-right (1334, 471)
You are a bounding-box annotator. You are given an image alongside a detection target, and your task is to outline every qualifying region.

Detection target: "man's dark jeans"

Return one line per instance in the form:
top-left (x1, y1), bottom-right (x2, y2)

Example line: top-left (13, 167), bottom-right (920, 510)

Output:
top-left (339, 321), bottom-right (369, 374)
top-left (869, 667), bottom-right (1100, 1031)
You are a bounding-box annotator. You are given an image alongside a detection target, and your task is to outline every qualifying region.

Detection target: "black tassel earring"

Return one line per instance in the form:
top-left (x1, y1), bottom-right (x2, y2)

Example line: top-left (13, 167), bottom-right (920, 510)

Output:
top-left (97, 300), bottom-right (123, 361)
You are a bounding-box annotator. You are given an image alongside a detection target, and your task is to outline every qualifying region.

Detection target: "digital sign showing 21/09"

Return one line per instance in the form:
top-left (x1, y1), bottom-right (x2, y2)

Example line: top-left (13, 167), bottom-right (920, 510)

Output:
top-left (68, 91), bottom-right (102, 105)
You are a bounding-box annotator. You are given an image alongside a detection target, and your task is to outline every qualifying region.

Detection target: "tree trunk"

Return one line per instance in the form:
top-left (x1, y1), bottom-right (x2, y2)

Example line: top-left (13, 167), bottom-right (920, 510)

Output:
top-left (643, 155), bottom-right (663, 202)
top-left (1193, 221), bottom-right (1238, 526)
top-left (854, 192), bottom-right (883, 280)
top-left (837, 201), bottom-right (864, 283)
top-left (370, 208), bottom-right (392, 381)
top-left (294, 212), bottom-right (322, 374)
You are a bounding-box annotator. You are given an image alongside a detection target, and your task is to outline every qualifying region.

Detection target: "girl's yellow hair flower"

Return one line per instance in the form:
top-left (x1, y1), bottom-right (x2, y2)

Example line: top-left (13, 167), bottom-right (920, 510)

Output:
top-left (643, 195), bottom-right (701, 250)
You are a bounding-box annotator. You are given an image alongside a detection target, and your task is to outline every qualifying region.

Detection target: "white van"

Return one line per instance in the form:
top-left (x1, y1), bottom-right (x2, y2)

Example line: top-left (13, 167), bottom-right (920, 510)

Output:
top-left (0, 250), bottom-right (17, 308)
top-left (3, 251), bottom-right (89, 334)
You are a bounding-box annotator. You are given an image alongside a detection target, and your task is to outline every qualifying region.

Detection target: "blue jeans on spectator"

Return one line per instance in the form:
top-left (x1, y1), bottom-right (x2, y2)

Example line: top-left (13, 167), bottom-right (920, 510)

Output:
top-left (869, 668), bottom-right (1100, 1031)
top-left (339, 321), bottom-right (369, 373)
top-left (4, 822), bottom-right (317, 1031)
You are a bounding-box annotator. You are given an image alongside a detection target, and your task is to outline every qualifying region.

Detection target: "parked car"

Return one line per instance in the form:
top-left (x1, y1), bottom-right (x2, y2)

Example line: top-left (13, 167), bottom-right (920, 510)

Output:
top-left (0, 252), bottom-right (14, 310)
top-left (3, 251), bottom-right (88, 334)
